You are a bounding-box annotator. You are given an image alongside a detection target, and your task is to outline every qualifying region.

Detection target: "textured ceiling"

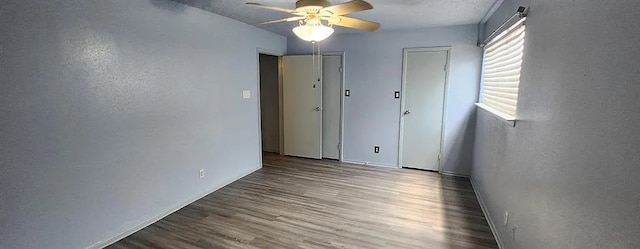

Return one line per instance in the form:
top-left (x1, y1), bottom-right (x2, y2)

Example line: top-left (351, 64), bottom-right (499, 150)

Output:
top-left (170, 0), bottom-right (497, 36)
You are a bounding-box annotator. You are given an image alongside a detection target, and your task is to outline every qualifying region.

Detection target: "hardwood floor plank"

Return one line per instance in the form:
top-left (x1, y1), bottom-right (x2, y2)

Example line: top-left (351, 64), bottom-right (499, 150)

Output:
top-left (108, 153), bottom-right (498, 249)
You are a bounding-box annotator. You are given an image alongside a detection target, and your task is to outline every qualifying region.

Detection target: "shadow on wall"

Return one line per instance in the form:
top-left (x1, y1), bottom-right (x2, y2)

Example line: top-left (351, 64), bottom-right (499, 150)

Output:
top-left (164, 0), bottom-right (214, 11)
top-left (439, 176), bottom-right (498, 248)
top-left (443, 110), bottom-right (477, 175)
top-left (149, 0), bottom-right (187, 12)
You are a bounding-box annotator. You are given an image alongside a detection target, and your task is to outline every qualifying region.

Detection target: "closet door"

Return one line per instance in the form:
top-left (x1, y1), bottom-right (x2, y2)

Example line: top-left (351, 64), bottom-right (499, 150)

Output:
top-left (282, 55), bottom-right (323, 159)
top-left (400, 49), bottom-right (448, 171)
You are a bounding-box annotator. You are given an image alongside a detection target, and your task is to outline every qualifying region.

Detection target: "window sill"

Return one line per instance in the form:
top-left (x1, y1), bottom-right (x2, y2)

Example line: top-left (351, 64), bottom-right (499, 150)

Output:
top-left (475, 103), bottom-right (517, 127)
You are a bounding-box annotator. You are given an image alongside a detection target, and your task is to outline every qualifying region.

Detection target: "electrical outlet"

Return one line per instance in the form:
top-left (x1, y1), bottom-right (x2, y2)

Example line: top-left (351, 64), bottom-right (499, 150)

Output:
top-left (374, 146), bottom-right (380, 153)
top-left (199, 169), bottom-right (205, 179)
top-left (504, 211), bottom-right (509, 226)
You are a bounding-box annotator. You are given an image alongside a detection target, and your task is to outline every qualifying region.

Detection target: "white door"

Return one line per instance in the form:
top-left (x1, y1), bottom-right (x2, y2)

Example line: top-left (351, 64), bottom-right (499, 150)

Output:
top-left (400, 49), bottom-right (448, 171)
top-left (282, 55), bottom-right (323, 159)
top-left (322, 55), bottom-right (342, 160)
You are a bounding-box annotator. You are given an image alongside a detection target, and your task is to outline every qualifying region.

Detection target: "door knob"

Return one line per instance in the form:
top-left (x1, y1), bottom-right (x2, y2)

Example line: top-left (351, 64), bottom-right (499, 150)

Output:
top-left (315, 107), bottom-right (321, 111)
top-left (404, 110), bottom-right (411, 115)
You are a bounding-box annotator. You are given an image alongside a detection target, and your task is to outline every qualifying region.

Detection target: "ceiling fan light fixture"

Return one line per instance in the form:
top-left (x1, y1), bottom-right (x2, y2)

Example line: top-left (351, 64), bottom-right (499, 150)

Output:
top-left (292, 23), bottom-right (334, 42)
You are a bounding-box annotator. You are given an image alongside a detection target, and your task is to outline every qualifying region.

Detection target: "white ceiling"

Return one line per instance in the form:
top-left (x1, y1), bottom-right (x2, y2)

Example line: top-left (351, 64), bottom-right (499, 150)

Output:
top-left (171, 0), bottom-right (497, 36)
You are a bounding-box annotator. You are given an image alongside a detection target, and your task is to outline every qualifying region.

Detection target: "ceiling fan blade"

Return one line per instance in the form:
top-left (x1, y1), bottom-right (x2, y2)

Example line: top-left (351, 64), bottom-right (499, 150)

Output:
top-left (321, 0), bottom-right (373, 16)
top-left (259, 16), bottom-right (306, 25)
top-left (245, 3), bottom-right (304, 15)
top-left (326, 16), bottom-right (380, 32)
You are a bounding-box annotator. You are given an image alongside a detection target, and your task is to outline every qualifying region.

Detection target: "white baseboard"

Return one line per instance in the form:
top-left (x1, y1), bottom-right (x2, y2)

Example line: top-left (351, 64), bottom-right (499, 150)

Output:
top-left (341, 159), bottom-right (397, 168)
top-left (90, 166), bottom-right (262, 249)
top-left (470, 178), bottom-right (504, 249)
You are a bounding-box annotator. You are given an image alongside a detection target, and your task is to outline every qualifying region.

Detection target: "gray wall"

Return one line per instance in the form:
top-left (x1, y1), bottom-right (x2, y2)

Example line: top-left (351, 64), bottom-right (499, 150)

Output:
top-left (289, 25), bottom-right (482, 175)
top-left (259, 54), bottom-right (280, 153)
top-left (0, 0), bottom-right (286, 248)
top-left (472, 0), bottom-right (640, 248)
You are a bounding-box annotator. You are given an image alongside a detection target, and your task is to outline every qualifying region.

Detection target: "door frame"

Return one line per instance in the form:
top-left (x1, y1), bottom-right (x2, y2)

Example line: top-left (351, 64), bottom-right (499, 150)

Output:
top-left (397, 47), bottom-right (451, 172)
top-left (256, 48), bottom-right (284, 167)
top-left (322, 52), bottom-right (346, 161)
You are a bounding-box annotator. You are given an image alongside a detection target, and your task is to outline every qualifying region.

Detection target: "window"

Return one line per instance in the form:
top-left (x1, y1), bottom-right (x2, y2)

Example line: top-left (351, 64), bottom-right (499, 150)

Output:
top-left (479, 18), bottom-right (526, 120)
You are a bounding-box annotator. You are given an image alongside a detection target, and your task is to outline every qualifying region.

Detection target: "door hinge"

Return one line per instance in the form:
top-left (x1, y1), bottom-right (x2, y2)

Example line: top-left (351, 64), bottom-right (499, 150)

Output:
top-left (438, 154), bottom-right (441, 160)
top-left (339, 67), bottom-right (343, 73)
top-left (337, 143), bottom-right (341, 150)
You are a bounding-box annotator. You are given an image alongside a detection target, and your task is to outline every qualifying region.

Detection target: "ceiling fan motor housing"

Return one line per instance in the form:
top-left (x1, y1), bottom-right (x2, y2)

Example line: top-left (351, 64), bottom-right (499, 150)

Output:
top-left (295, 0), bottom-right (331, 13)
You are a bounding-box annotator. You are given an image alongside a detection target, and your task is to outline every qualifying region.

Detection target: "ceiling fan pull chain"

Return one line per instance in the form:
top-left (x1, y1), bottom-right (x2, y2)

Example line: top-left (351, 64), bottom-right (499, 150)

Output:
top-left (318, 41), bottom-right (322, 80)
top-left (311, 41), bottom-right (316, 80)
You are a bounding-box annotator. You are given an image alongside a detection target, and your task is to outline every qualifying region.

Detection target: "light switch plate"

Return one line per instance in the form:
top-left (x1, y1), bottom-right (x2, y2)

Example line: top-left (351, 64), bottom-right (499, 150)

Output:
top-left (242, 90), bottom-right (251, 99)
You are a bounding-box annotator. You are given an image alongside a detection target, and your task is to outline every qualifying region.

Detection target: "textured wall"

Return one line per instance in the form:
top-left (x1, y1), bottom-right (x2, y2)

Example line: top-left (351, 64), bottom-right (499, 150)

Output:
top-left (0, 0), bottom-right (286, 248)
top-left (289, 25), bottom-right (482, 175)
top-left (472, 0), bottom-right (640, 248)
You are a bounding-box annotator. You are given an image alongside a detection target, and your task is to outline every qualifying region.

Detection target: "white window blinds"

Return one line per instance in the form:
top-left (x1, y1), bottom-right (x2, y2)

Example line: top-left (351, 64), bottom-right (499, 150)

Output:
top-left (480, 18), bottom-right (526, 119)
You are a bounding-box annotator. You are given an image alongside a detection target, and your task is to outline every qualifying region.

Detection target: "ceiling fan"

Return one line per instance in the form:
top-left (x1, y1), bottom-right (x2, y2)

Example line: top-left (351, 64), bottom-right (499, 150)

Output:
top-left (246, 0), bottom-right (380, 42)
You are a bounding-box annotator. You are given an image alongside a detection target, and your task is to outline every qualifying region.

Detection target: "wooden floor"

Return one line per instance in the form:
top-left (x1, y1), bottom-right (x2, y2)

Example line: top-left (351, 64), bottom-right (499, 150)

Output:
top-left (108, 154), bottom-right (498, 249)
